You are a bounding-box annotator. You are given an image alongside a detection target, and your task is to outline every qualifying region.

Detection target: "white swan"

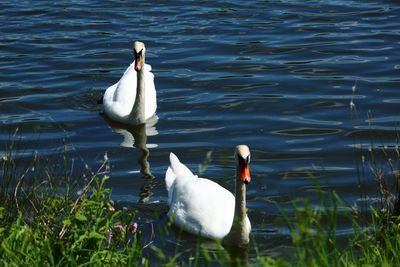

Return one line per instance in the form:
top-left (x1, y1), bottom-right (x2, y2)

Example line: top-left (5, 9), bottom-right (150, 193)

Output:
top-left (165, 145), bottom-right (252, 246)
top-left (103, 41), bottom-right (157, 125)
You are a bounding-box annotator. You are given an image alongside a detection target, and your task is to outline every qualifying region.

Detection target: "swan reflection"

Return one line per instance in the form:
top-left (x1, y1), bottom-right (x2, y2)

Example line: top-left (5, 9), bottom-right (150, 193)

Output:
top-left (104, 115), bottom-right (158, 202)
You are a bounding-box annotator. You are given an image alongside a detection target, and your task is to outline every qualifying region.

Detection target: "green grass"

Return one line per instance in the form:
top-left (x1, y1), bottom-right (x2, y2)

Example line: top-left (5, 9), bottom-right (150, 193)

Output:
top-left (257, 178), bottom-right (400, 267)
top-left (0, 179), bottom-right (143, 266)
top-left (0, 142), bottom-right (144, 266)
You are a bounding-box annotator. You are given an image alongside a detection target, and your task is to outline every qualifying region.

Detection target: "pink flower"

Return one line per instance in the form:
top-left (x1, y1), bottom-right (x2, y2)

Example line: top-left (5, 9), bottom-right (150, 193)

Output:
top-left (129, 222), bottom-right (138, 234)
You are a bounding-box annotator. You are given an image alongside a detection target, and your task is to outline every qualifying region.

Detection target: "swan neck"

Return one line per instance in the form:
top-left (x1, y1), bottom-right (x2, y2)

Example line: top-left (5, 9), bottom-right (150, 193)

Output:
top-left (223, 168), bottom-right (249, 246)
top-left (131, 64), bottom-right (146, 123)
top-left (235, 169), bottom-right (247, 221)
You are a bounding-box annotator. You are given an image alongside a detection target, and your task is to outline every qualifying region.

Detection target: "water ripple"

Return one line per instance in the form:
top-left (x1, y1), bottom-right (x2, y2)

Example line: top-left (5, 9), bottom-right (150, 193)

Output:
top-left (1, 0), bottom-right (400, 260)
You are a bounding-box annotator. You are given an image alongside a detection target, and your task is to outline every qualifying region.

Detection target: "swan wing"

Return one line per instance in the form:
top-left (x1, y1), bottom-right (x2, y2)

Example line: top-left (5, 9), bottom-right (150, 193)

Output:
top-left (168, 177), bottom-right (235, 240)
top-left (103, 63), bottom-right (137, 120)
top-left (103, 61), bottom-right (157, 123)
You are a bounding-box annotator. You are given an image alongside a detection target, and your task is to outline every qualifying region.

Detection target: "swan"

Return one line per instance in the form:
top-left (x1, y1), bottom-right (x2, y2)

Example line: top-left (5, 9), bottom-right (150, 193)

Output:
top-left (165, 145), bottom-right (252, 246)
top-left (103, 41), bottom-right (157, 125)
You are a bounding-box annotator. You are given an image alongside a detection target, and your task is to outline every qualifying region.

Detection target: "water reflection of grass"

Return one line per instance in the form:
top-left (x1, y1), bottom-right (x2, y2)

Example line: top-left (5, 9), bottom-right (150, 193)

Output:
top-left (2, 142), bottom-right (400, 266)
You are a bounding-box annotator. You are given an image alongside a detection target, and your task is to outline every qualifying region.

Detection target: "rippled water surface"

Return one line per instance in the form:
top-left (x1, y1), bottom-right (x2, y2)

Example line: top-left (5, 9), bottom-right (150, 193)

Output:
top-left (1, 0), bottom-right (400, 263)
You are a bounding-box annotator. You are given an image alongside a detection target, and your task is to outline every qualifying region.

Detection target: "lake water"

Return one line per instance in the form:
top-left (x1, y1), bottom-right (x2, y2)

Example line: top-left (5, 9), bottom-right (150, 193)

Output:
top-left (1, 0), bottom-right (400, 263)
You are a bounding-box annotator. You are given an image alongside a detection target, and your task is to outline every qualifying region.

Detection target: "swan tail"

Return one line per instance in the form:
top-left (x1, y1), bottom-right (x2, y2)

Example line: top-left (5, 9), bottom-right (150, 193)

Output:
top-left (166, 152), bottom-right (195, 188)
top-left (169, 152), bottom-right (195, 178)
top-left (166, 153), bottom-right (196, 205)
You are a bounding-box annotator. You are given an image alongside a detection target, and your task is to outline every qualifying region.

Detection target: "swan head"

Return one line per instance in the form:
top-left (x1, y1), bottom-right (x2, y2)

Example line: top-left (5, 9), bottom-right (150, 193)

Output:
top-left (235, 145), bottom-right (251, 184)
top-left (133, 41), bottom-right (146, 71)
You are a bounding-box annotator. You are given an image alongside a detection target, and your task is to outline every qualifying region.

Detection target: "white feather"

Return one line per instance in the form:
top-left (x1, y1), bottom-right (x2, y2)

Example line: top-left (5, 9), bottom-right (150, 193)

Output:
top-left (165, 153), bottom-right (251, 240)
top-left (103, 62), bottom-right (157, 125)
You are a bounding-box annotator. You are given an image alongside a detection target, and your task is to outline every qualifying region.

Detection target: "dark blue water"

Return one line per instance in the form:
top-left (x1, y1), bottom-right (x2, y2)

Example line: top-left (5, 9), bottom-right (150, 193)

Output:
top-left (1, 0), bottom-right (400, 263)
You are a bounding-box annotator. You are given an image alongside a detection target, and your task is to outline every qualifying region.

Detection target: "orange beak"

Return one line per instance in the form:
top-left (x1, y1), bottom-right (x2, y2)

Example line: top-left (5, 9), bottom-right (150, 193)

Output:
top-left (240, 163), bottom-right (251, 184)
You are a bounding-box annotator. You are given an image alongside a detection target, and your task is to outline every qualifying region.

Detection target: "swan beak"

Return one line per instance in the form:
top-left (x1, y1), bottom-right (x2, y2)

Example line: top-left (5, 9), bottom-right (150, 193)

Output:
top-left (134, 54), bottom-right (142, 71)
top-left (241, 163), bottom-right (251, 184)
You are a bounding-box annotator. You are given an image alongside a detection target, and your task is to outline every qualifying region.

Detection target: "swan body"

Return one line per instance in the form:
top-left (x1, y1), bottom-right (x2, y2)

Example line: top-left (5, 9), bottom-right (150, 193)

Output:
top-left (103, 41), bottom-right (157, 125)
top-left (165, 146), bottom-right (252, 246)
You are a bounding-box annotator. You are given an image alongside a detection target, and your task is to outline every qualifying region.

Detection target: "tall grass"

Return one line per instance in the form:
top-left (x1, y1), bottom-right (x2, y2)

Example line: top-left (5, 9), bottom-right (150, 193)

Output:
top-left (284, 177), bottom-right (343, 266)
top-left (0, 140), bottom-right (143, 266)
top-left (256, 179), bottom-right (400, 266)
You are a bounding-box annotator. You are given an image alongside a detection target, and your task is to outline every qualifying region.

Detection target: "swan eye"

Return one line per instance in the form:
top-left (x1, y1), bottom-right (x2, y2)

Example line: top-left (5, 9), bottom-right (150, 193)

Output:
top-left (238, 155), bottom-right (250, 166)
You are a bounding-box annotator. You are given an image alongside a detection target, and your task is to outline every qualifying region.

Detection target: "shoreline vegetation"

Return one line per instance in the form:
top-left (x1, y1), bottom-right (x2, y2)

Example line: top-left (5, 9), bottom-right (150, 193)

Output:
top-left (1, 138), bottom-right (143, 266)
top-left (1, 134), bottom-right (400, 266)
